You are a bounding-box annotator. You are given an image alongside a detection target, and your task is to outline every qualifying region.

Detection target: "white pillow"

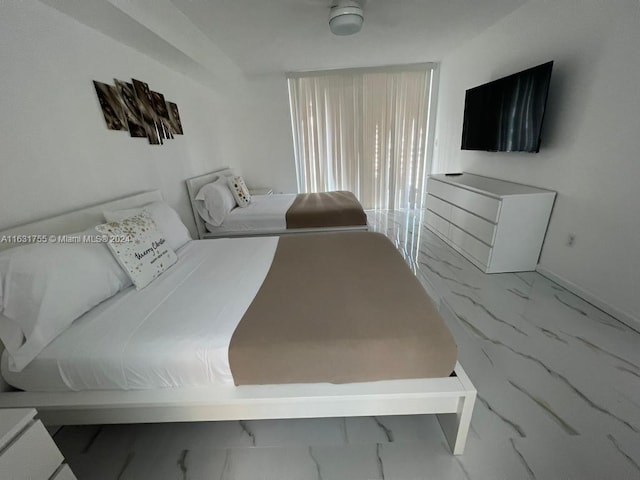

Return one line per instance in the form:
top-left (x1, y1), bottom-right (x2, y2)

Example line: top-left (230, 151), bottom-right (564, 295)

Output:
top-left (0, 228), bottom-right (132, 372)
top-left (195, 178), bottom-right (237, 227)
top-left (103, 201), bottom-right (191, 251)
top-left (227, 176), bottom-right (252, 208)
top-left (96, 212), bottom-right (177, 290)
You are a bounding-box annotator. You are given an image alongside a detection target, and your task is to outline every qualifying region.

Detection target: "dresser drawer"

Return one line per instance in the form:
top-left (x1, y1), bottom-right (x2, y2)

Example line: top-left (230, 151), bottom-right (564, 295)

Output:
top-left (425, 209), bottom-right (451, 239)
top-left (427, 195), bottom-right (496, 245)
top-left (448, 205), bottom-right (496, 246)
top-left (0, 420), bottom-right (63, 480)
top-left (426, 194), bottom-right (452, 221)
top-left (428, 179), bottom-right (501, 222)
top-left (449, 223), bottom-right (492, 267)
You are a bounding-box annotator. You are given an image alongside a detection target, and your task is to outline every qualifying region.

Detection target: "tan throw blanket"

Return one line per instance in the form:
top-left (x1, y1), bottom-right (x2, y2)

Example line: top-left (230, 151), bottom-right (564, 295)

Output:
top-left (229, 232), bottom-right (457, 385)
top-left (285, 191), bottom-right (367, 229)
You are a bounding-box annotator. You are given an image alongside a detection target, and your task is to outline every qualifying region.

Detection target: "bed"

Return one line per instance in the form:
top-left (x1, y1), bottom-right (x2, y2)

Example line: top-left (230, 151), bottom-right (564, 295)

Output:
top-left (186, 168), bottom-right (369, 239)
top-left (0, 190), bottom-right (476, 455)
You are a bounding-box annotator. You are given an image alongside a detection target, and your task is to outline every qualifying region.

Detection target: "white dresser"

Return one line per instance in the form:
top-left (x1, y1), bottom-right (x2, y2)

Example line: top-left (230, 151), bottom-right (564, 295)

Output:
top-left (0, 408), bottom-right (76, 480)
top-left (425, 173), bottom-right (556, 273)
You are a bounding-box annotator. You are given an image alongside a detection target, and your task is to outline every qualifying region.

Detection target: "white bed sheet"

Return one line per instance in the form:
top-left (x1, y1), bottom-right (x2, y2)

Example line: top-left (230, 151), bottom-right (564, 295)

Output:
top-left (205, 194), bottom-right (296, 234)
top-left (1, 238), bottom-right (279, 391)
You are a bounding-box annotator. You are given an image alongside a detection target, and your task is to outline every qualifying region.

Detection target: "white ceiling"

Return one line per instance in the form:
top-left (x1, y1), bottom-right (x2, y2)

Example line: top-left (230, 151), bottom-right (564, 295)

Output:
top-left (39, 0), bottom-right (528, 88)
top-left (171, 0), bottom-right (528, 75)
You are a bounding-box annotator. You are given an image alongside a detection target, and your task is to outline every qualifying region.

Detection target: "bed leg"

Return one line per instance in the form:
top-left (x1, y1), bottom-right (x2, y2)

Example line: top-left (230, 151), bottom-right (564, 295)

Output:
top-left (436, 391), bottom-right (476, 455)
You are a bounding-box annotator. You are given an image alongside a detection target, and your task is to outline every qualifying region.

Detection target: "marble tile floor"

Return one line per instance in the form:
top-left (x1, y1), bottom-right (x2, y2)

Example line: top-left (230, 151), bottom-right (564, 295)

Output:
top-left (53, 210), bottom-right (640, 480)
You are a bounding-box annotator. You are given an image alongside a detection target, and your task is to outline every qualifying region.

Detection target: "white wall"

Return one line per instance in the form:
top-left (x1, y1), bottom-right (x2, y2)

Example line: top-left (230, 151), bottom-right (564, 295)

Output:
top-left (233, 74), bottom-right (298, 194)
top-left (434, 0), bottom-right (640, 325)
top-left (0, 0), bottom-right (243, 237)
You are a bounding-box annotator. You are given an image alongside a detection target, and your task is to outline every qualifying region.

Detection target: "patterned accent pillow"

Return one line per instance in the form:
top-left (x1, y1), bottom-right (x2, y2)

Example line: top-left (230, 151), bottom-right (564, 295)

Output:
top-left (227, 176), bottom-right (252, 208)
top-left (103, 201), bottom-right (191, 251)
top-left (96, 212), bottom-right (178, 290)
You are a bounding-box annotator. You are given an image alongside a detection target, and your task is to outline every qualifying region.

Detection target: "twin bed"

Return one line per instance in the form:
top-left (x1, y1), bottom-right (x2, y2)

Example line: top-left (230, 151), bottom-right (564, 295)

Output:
top-left (0, 189), bottom-right (475, 454)
top-left (186, 169), bottom-right (369, 238)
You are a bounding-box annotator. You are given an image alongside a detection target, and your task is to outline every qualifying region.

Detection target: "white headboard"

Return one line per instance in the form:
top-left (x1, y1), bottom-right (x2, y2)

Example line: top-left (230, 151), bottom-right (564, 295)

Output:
top-left (0, 190), bottom-right (163, 252)
top-left (185, 167), bottom-right (234, 239)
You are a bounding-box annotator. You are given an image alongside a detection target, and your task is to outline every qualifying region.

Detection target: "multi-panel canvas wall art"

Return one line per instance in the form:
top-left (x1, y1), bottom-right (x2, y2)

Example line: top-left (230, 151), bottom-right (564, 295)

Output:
top-left (94, 78), bottom-right (183, 144)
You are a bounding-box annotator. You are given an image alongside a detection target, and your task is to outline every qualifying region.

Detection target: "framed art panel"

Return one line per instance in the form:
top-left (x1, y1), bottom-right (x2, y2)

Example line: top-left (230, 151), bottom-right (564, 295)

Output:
top-left (93, 81), bottom-right (127, 131)
top-left (167, 101), bottom-right (184, 135)
top-left (132, 78), bottom-right (162, 145)
top-left (114, 79), bottom-right (147, 138)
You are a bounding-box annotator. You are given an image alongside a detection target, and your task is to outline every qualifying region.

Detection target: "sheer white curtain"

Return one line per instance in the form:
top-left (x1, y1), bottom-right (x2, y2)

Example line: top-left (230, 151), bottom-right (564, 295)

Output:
top-left (288, 66), bottom-right (434, 210)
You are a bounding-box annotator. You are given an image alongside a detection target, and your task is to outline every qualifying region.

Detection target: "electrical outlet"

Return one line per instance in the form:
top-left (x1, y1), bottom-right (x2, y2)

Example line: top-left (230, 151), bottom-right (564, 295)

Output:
top-left (566, 234), bottom-right (575, 247)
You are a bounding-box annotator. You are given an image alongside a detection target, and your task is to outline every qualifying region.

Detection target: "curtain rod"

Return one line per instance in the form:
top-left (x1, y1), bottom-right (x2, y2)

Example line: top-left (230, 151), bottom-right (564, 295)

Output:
top-left (286, 62), bottom-right (438, 79)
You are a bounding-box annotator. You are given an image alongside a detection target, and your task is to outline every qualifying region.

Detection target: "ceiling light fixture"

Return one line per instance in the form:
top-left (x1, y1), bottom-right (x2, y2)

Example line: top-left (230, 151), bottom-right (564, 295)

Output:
top-left (329, 0), bottom-right (364, 36)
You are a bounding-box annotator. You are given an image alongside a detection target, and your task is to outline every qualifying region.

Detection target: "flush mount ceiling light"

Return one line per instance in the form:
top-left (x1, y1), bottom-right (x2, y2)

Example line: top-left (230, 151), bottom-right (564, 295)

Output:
top-left (329, 0), bottom-right (364, 36)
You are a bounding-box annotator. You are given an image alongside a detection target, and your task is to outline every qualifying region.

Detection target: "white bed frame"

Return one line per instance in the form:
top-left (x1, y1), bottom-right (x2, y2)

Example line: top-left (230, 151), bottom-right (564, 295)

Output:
top-left (0, 191), bottom-right (476, 455)
top-left (185, 168), bottom-right (370, 239)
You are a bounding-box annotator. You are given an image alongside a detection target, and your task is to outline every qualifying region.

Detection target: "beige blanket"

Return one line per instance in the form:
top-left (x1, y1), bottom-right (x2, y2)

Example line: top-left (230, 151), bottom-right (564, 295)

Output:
top-left (229, 232), bottom-right (457, 385)
top-left (285, 191), bottom-right (367, 229)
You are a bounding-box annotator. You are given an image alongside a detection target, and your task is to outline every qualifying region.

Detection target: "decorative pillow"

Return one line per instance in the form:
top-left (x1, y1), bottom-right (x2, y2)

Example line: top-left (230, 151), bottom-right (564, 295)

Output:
top-left (96, 212), bottom-right (177, 290)
top-left (195, 178), bottom-right (237, 226)
top-left (103, 201), bottom-right (191, 251)
top-left (227, 176), bottom-right (252, 208)
top-left (0, 228), bottom-right (132, 372)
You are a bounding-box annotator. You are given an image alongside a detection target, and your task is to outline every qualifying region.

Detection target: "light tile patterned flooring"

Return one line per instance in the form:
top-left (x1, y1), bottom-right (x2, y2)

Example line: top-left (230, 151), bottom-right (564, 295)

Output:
top-left (53, 210), bottom-right (640, 480)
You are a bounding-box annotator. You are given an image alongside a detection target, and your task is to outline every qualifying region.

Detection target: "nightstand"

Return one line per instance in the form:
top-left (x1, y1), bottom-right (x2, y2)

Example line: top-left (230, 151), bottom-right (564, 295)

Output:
top-left (248, 187), bottom-right (273, 196)
top-left (0, 408), bottom-right (76, 480)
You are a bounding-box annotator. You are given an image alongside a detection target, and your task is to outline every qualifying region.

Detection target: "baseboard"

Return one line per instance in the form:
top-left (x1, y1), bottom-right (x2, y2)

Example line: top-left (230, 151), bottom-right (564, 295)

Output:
top-left (536, 265), bottom-right (640, 333)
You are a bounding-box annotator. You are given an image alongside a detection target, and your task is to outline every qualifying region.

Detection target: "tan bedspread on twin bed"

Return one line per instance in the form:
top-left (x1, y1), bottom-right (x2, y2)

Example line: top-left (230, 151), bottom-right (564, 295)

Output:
top-left (229, 232), bottom-right (457, 385)
top-left (285, 191), bottom-right (367, 229)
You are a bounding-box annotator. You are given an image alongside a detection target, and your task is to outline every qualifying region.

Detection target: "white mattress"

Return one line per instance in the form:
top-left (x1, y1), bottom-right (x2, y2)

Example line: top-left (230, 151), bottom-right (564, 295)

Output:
top-left (1, 238), bottom-right (279, 392)
top-left (206, 194), bottom-right (296, 234)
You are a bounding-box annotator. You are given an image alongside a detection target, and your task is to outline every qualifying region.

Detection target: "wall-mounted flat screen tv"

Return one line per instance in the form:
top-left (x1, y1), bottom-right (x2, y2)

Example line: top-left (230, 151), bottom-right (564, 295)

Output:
top-left (461, 61), bottom-right (554, 153)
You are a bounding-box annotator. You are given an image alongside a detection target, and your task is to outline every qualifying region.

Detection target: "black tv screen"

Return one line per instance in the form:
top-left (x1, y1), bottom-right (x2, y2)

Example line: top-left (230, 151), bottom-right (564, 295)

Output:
top-left (461, 61), bottom-right (553, 153)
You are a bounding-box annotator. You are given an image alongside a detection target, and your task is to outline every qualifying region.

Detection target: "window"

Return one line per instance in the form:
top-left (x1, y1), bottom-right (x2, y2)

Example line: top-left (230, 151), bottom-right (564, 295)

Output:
top-left (288, 65), bottom-right (436, 210)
